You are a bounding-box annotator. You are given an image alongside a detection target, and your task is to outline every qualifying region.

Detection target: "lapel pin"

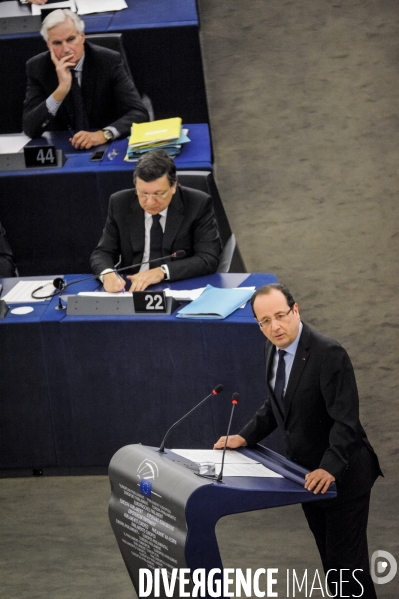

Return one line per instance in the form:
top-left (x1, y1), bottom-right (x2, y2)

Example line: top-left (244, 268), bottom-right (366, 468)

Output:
top-left (302, 358), bottom-right (306, 361)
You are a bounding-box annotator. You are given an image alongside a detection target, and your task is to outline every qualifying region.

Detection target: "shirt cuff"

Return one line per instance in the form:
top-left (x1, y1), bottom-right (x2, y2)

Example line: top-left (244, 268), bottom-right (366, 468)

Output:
top-left (99, 268), bottom-right (114, 284)
top-left (161, 264), bottom-right (170, 280)
top-left (105, 126), bottom-right (120, 140)
top-left (46, 95), bottom-right (62, 116)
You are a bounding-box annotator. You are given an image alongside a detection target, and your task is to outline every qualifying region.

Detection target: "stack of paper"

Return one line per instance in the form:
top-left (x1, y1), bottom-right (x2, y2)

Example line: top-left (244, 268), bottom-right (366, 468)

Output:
top-left (125, 118), bottom-right (190, 161)
top-left (176, 285), bottom-right (254, 320)
top-left (31, 1), bottom-right (76, 16)
top-left (75, 0), bottom-right (127, 15)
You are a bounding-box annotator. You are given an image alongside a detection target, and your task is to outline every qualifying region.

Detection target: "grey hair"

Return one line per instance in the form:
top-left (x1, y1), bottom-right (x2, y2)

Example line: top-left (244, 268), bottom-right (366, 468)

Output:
top-left (41, 9), bottom-right (85, 42)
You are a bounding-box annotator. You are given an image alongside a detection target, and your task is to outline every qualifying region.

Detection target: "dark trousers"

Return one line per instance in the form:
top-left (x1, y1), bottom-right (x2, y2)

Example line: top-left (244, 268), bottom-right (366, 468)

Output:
top-left (302, 491), bottom-right (377, 599)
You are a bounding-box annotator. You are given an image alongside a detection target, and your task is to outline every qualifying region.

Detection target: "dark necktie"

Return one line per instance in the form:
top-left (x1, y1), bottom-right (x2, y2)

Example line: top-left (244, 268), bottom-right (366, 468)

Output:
top-left (71, 70), bottom-right (88, 131)
top-left (274, 349), bottom-right (287, 413)
top-left (149, 214), bottom-right (163, 264)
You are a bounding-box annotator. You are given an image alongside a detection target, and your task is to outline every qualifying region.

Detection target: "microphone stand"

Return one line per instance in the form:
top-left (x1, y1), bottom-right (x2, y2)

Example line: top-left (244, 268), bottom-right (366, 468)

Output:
top-left (159, 385), bottom-right (224, 453)
top-left (54, 278), bottom-right (67, 310)
top-left (216, 392), bottom-right (239, 483)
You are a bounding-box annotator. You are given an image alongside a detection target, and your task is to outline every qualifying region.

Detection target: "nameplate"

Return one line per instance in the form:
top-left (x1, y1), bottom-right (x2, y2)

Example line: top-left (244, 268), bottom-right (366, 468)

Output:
top-left (24, 145), bottom-right (58, 168)
top-left (133, 291), bottom-right (167, 313)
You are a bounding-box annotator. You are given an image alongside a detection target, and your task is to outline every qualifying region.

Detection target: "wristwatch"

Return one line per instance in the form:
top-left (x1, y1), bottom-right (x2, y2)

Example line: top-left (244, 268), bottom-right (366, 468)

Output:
top-left (160, 265), bottom-right (169, 280)
top-left (102, 129), bottom-right (114, 141)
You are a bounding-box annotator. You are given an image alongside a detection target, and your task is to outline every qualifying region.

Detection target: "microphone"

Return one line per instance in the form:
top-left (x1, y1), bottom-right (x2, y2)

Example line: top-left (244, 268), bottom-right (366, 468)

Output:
top-left (216, 392), bottom-right (239, 483)
top-left (53, 277), bottom-right (67, 311)
top-left (159, 384), bottom-right (224, 453)
top-left (30, 250), bottom-right (187, 301)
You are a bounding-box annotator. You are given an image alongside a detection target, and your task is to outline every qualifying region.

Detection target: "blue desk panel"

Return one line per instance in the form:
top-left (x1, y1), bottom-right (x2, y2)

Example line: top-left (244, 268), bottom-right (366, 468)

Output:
top-left (0, 273), bottom-right (282, 473)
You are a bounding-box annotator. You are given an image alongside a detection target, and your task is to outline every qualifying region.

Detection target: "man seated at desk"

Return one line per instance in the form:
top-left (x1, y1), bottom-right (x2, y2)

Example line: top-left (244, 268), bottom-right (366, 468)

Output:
top-left (91, 149), bottom-right (222, 292)
top-left (22, 9), bottom-right (148, 149)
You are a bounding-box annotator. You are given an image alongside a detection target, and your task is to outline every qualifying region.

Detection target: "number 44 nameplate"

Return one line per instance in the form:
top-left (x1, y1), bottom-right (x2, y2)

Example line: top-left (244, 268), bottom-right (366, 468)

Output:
top-left (24, 145), bottom-right (58, 168)
top-left (133, 291), bottom-right (167, 313)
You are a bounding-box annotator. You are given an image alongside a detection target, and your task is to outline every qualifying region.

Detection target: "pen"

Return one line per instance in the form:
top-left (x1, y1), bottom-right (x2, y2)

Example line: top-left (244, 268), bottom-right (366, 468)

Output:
top-left (113, 270), bottom-right (125, 293)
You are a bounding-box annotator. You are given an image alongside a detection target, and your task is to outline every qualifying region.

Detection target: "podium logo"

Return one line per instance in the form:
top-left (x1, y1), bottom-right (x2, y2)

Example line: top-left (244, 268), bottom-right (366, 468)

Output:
top-left (137, 459), bottom-right (159, 498)
top-left (371, 550), bottom-right (397, 585)
top-left (137, 459), bottom-right (159, 481)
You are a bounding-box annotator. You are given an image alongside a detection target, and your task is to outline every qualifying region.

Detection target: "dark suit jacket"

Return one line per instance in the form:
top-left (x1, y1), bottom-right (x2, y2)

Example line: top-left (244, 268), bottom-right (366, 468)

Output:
top-left (23, 42), bottom-right (149, 139)
top-left (90, 185), bottom-right (222, 281)
top-left (240, 323), bottom-right (381, 495)
top-left (0, 222), bottom-right (16, 278)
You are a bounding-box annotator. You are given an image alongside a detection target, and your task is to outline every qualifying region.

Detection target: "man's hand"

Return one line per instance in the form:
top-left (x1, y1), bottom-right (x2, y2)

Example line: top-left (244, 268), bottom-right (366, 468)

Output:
top-left (304, 469), bottom-right (335, 494)
top-left (28, 0), bottom-right (48, 4)
top-left (70, 131), bottom-right (107, 150)
top-left (102, 271), bottom-right (126, 293)
top-left (213, 434), bottom-right (247, 450)
top-left (50, 48), bottom-right (75, 101)
top-left (126, 267), bottom-right (165, 292)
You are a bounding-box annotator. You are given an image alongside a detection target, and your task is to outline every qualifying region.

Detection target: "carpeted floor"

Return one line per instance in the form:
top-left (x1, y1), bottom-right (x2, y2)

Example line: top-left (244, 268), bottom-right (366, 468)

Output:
top-left (1, 2), bottom-right (398, 597)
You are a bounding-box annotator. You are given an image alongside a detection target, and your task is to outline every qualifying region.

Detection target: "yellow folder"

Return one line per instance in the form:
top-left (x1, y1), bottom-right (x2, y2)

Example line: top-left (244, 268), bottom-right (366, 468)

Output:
top-left (129, 117), bottom-right (182, 148)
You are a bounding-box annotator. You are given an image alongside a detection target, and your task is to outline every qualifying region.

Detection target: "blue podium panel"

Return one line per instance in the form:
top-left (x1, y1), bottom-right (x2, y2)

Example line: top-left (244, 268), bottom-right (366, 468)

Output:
top-left (108, 444), bottom-right (336, 598)
top-left (0, 126), bottom-right (212, 276)
top-left (0, 273), bottom-right (279, 472)
top-left (0, 1), bottom-right (207, 133)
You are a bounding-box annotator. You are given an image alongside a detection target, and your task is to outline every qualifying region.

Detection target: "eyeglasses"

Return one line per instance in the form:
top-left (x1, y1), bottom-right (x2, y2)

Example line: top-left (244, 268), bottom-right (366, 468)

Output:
top-left (257, 308), bottom-right (293, 329)
top-left (136, 189), bottom-right (170, 200)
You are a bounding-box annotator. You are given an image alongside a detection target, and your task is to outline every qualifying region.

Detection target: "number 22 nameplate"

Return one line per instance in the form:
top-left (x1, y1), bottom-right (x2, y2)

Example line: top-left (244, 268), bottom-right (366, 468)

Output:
top-left (132, 291), bottom-right (167, 314)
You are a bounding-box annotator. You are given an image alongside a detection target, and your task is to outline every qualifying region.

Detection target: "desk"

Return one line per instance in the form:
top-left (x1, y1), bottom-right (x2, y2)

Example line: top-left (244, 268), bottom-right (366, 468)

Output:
top-left (0, 272), bottom-right (281, 475)
top-left (0, 0), bottom-right (208, 133)
top-left (0, 126), bottom-right (214, 276)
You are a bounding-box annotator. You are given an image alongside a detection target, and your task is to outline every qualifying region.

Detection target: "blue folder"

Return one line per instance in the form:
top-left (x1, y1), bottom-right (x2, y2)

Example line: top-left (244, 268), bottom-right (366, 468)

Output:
top-left (176, 285), bottom-right (254, 319)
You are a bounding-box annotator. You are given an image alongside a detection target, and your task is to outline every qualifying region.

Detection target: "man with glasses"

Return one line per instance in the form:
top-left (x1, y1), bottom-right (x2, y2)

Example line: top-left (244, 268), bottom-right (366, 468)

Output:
top-left (214, 283), bottom-right (381, 599)
top-left (22, 9), bottom-right (148, 149)
top-left (91, 149), bottom-right (222, 292)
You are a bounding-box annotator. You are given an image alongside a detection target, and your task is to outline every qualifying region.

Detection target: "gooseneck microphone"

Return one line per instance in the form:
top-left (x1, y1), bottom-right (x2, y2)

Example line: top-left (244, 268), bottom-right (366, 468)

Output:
top-left (53, 277), bottom-right (67, 311)
top-left (30, 250), bottom-right (187, 301)
top-left (158, 384), bottom-right (224, 453)
top-left (216, 392), bottom-right (239, 483)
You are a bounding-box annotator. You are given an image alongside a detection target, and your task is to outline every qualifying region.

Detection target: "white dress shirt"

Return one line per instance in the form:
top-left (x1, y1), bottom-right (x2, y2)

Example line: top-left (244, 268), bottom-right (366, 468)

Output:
top-left (270, 321), bottom-right (303, 394)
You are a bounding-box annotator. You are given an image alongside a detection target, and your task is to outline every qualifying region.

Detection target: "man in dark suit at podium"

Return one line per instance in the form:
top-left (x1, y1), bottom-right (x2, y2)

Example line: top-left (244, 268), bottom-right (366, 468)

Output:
top-left (22, 9), bottom-right (148, 149)
top-left (214, 283), bottom-right (381, 599)
top-left (91, 149), bottom-right (222, 292)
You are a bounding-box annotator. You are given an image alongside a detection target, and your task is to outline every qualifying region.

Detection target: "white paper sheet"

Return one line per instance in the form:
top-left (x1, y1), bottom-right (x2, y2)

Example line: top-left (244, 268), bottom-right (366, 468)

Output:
top-left (78, 291), bottom-right (128, 297)
top-left (75, 0), bottom-right (127, 15)
top-left (171, 449), bottom-right (259, 465)
top-left (215, 463), bottom-right (283, 478)
top-left (0, 135), bottom-right (31, 155)
top-left (3, 280), bottom-right (58, 303)
top-left (164, 288), bottom-right (205, 301)
top-left (31, 1), bottom-right (76, 16)
top-left (77, 288), bottom-right (206, 301)
top-left (171, 449), bottom-right (282, 477)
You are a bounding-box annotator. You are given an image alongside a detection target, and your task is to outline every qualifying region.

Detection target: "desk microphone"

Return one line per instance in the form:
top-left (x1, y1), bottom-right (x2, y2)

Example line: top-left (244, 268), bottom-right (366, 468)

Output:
top-left (30, 250), bottom-right (186, 303)
top-left (158, 384), bottom-right (224, 453)
top-left (216, 392), bottom-right (239, 483)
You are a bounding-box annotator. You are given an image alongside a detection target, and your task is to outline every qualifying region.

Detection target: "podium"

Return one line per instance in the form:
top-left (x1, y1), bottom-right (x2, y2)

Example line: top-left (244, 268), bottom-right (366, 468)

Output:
top-left (108, 444), bottom-right (336, 598)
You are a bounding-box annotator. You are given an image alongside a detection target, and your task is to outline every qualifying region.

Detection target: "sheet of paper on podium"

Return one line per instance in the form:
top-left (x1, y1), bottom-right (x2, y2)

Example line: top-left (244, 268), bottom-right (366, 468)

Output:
top-left (171, 449), bottom-right (283, 477)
